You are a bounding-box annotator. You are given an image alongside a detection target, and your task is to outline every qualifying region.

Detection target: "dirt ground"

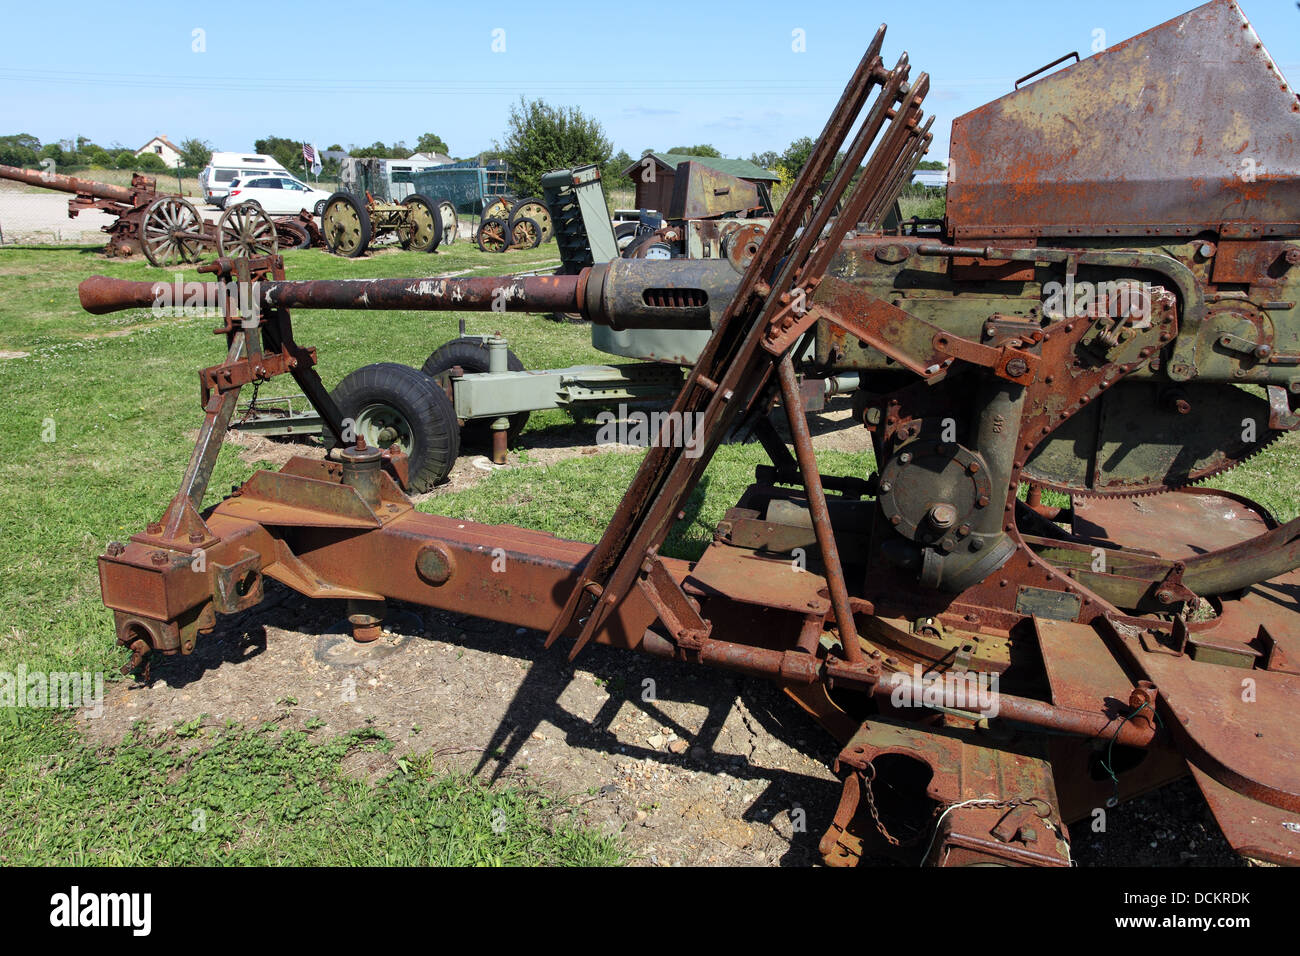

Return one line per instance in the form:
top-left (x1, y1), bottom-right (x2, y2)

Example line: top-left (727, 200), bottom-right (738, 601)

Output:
top-left (80, 396), bottom-right (1243, 866)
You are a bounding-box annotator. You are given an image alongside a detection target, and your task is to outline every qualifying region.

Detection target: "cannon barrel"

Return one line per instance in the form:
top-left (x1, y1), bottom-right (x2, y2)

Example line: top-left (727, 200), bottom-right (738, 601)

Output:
top-left (78, 259), bottom-right (741, 330)
top-left (0, 164), bottom-right (143, 203)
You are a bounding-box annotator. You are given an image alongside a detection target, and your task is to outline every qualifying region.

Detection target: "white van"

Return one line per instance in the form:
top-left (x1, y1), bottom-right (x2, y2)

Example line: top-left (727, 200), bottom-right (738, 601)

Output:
top-left (201, 152), bottom-right (292, 207)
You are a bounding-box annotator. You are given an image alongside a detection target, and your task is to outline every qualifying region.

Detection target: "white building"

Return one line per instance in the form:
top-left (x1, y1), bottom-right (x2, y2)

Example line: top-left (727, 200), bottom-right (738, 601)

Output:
top-left (135, 136), bottom-right (184, 169)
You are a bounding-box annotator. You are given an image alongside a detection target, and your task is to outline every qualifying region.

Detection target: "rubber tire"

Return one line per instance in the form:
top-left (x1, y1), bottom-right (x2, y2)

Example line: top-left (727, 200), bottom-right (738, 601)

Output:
top-left (329, 362), bottom-right (460, 492)
top-left (420, 337), bottom-right (531, 449)
top-left (398, 193), bottom-right (443, 252)
top-left (614, 221), bottom-right (641, 255)
top-left (322, 191), bottom-right (371, 258)
top-left (313, 199), bottom-right (328, 217)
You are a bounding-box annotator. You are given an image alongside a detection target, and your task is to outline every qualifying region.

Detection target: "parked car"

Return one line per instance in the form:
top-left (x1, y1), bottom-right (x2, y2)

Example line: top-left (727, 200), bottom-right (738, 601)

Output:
top-left (225, 176), bottom-right (333, 216)
top-left (200, 152), bottom-right (291, 208)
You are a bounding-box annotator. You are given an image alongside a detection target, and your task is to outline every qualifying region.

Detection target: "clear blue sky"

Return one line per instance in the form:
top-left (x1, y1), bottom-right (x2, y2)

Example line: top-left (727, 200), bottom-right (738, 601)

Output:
top-left (1, 0), bottom-right (1297, 164)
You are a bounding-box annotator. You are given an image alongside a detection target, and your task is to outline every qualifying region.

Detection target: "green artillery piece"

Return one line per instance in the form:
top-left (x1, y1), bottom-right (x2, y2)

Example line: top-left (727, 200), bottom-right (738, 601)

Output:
top-left (320, 157), bottom-right (454, 257)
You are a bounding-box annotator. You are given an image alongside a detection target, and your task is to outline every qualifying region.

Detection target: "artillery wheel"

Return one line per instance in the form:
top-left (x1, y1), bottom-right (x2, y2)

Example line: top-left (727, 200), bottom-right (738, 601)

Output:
top-left (273, 218), bottom-right (313, 249)
top-left (141, 196), bottom-right (206, 267)
top-left (510, 216), bottom-right (542, 250)
top-left (482, 196), bottom-right (513, 223)
top-left (509, 197), bottom-right (552, 243)
top-left (217, 201), bottom-right (280, 258)
top-left (329, 362), bottom-right (459, 492)
top-left (396, 193), bottom-right (443, 252)
top-left (420, 337), bottom-right (531, 449)
top-left (476, 217), bottom-right (510, 253)
top-left (322, 192), bottom-right (372, 258)
top-left (437, 200), bottom-right (459, 245)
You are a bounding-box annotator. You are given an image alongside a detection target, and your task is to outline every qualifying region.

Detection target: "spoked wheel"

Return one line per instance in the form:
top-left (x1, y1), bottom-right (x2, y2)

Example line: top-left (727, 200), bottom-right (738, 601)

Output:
top-left (329, 362), bottom-right (460, 492)
top-left (273, 218), bottom-right (313, 249)
top-left (396, 193), bottom-right (442, 252)
top-left (509, 197), bottom-right (552, 243)
top-left (476, 217), bottom-right (510, 253)
top-left (510, 216), bottom-right (542, 250)
top-left (482, 196), bottom-right (513, 223)
top-left (437, 200), bottom-right (459, 245)
top-left (420, 336), bottom-right (531, 449)
top-left (141, 196), bottom-right (206, 267)
top-left (217, 201), bottom-right (280, 258)
top-left (322, 192), bottom-right (372, 257)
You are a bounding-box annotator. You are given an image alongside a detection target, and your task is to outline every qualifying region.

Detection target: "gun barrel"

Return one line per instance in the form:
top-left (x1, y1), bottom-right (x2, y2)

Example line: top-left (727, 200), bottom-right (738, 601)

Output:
top-left (78, 259), bottom-right (736, 330)
top-left (0, 164), bottom-right (139, 203)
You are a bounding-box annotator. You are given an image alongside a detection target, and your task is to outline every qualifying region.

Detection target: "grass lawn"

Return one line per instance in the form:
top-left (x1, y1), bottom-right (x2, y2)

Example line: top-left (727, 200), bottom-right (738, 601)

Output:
top-left (2, 240), bottom-right (1297, 865)
top-left (0, 241), bottom-right (631, 865)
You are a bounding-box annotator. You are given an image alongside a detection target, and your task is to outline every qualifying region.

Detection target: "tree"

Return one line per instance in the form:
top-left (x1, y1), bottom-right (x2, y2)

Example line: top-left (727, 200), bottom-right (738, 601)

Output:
top-left (497, 97), bottom-right (612, 197)
top-left (748, 150), bottom-right (779, 170)
top-left (414, 132), bottom-right (449, 156)
top-left (666, 144), bottom-right (722, 158)
top-left (0, 134), bottom-right (41, 167)
top-left (916, 159), bottom-right (946, 170)
top-left (603, 149), bottom-right (634, 185)
top-left (327, 144), bottom-right (343, 152)
top-left (777, 136), bottom-right (816, 180)
top-left (254, 136), bottom-right (309, 173)
top-left (135, 152), bottom-right (168, 172)
top-left (113, 150), bottom-right (137, 170)
top-left (179, 138), bottom-right (212, 169)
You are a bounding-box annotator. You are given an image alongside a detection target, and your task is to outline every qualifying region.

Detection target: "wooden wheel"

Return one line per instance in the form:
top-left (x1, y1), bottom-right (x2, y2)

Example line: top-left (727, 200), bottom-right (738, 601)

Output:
top-left (141, 196), bottom-right (206, 267)
top-left (510, 216), bottom-right (542, 250)
top-left (217, 201), bottom-right (280, 258)
top-left (476, 217), bottom-right (509, 253)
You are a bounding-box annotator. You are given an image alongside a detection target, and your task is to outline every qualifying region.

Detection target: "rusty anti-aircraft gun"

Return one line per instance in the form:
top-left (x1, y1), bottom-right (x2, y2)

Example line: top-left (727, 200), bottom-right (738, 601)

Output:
top-left (79, 0), bottom-right (1300, 865)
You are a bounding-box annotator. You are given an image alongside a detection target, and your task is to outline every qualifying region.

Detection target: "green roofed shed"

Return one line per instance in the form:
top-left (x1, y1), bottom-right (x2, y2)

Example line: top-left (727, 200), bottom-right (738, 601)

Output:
top-left (620, 152), bottom-right (780, 214)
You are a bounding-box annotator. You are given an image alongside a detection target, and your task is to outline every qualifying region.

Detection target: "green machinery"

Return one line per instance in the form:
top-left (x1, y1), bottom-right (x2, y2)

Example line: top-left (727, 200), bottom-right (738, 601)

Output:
top-left (321, 157), bottom-right (456, 258)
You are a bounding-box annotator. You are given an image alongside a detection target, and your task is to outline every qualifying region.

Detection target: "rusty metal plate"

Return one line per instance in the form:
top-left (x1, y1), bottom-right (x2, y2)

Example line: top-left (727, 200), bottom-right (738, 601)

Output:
top-left (947, 0), bottom-right (1300, 238)
top-left (1071, 487), bottom-right (1273, 558)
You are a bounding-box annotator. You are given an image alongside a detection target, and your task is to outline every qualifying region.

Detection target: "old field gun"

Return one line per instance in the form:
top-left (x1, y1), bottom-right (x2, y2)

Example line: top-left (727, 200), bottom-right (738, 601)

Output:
top-left (0, 164), bottom-right (307, 266)
top-left (81, 0), bottom-right (1300, 865)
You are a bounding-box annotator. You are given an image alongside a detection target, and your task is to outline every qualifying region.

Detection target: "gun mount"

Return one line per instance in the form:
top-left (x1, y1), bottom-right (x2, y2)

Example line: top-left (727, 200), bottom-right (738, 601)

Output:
top-left (84, 1), bottom-right (1300, 865)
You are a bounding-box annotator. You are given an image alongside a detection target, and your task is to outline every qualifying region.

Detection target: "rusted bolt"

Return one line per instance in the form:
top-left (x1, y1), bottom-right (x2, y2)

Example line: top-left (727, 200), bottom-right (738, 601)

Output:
top-left (150, 551), bottom-right (168, 566)
top-left (188, 531), bottom-right (204, 543)
top-left (1004, 357), bottom-right (1029, 378)
top-left (967, 461), bottom-right (981, 474)
top-left (106, 541), bottom-right (125, 557)
top-left (927, 503), bottom-right (958, 529)
top-left (1255, 344), bottom-right (1273, 360)
top-left (1286, 248), bottom-right (1300, 266)
top-left (898, 452), bottom-right (913, 465)
top-left (147, 522), bottom-right (163, 535)
top-left (879, 481), bottom-right (893, 493)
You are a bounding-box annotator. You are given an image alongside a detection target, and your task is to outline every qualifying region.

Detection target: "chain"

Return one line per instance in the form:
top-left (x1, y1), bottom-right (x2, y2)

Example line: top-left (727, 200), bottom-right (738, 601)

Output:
top-left (236, 380), bottom-right (262, 426)
top-left (860, 762), bottom-right (1054, 848)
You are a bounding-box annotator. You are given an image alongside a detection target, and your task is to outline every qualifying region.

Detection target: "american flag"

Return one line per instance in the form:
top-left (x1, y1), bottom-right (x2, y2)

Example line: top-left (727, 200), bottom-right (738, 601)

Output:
top-left (302, 142), bottom-right (322, 177)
